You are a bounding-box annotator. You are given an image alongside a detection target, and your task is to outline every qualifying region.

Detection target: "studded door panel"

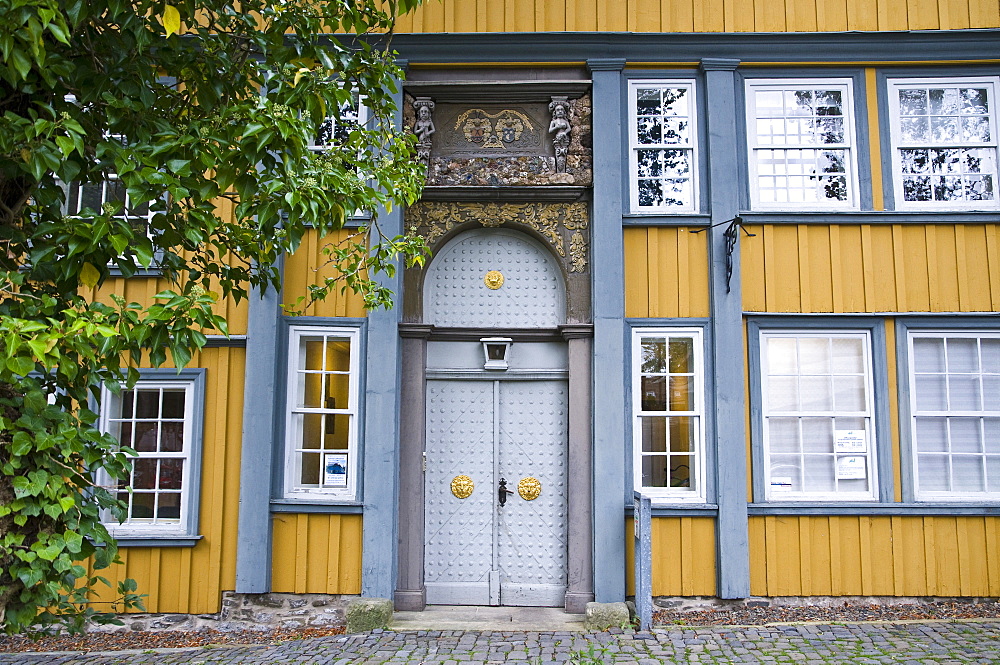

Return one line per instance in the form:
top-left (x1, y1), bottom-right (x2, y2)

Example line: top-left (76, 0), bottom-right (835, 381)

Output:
top-left (423, 229), bottom-right (565, 328)
top-left (497, 381), bottom-right (568, 606)
top-left (424, 380), bottom-right (495, 605)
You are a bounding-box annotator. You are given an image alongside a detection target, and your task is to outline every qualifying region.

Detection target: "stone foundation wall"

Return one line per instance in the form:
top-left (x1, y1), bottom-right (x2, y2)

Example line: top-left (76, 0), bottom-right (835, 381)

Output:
top-left (89, 592), bottom-right (353, 633)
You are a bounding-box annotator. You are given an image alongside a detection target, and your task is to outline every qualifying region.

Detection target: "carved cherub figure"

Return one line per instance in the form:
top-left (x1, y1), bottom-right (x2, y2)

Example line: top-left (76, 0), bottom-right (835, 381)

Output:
top-left (413, 98), bottom-right (436, 142)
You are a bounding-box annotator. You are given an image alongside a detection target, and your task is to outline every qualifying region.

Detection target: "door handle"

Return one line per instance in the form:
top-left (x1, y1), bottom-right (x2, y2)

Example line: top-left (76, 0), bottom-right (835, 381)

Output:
top-left (498, 477), bottom-right (514, 506)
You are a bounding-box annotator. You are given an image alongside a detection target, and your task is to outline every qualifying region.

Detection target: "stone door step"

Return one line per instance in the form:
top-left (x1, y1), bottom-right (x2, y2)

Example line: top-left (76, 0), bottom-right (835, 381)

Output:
top-left (391, 605), bottom-right (586, 632)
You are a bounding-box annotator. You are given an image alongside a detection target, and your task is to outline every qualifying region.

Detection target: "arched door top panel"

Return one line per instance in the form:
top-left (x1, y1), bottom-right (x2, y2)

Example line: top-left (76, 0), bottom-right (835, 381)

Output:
top-left (423, 228), bottom-right (566, 328)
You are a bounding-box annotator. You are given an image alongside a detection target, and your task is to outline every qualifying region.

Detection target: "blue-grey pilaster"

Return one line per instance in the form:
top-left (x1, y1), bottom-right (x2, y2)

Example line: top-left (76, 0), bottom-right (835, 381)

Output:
top-left (588, 58), bottom-right (627, 603)
top-left (701, 58), bottom-right (751, 599)
top-left (360, 76), bottom-right (405, 599)
top-left (235, 265), bottom-right (283, 592)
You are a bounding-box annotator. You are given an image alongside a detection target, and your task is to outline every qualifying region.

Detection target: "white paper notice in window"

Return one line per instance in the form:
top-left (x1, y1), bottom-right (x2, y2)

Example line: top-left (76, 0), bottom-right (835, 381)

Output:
top-left (324, 453), bottom-right (348, 487)
top-left (834, 430), bottom-right (867, 452)
top-left (836, 456), bottom-right (867, 479)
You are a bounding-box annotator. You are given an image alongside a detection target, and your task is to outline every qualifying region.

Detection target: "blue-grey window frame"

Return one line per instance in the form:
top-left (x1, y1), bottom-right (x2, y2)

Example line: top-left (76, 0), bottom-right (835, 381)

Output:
top-left (876, 65), bottom-right (1000, 214)
top-left (736, 68), bottom-right (874, 214)
top-left (270, 316), bottom-right (368, 511)
top-left (747, 316), bottom-right (893, 504)
top-left (895, 316), bottom-right (1000, 505)
top-left (102, 367), bottom-right (206, 547)
top-left (625, 318), bottom-right (716, 508)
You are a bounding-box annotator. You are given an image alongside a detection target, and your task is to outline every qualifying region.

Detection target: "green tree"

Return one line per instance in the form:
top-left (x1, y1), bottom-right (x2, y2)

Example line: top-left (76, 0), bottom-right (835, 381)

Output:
top-left (0, 0), bottom-right (426, 633)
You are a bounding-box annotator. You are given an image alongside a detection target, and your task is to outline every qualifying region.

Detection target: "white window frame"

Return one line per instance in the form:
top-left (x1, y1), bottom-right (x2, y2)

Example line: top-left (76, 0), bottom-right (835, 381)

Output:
top-left (283, 325), bottom-right (361, 500)
top-left (631, 327), bottom-right (706, 502)
top-left (98, 371), bottom-right (204, 538)
top-left (906, 330), bottom-right (1000, 501)
top-left (745, 78), bottom-right (860, 211)
top-left (307, 93), bottom-right (369, 154)
top-left (758, 330), bottom-right (879, 501)
top-left (627, 80), bottom-right (699, 214)
top-left (887, 76), bottom-right (1000, 210)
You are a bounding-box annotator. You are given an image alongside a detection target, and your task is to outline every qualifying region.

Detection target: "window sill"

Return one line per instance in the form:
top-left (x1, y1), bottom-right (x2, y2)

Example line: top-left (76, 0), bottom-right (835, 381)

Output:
top-left (627, 502), bottom-right (719, 516)
top-left (109, 535), bottom-right (203, 548)
top-left (270, 500), bottom-right (363, 514)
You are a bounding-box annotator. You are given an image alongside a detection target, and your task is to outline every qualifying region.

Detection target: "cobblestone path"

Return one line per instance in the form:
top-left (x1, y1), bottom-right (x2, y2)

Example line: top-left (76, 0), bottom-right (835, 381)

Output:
top-left (4, 621), bottom-right (1000, 664)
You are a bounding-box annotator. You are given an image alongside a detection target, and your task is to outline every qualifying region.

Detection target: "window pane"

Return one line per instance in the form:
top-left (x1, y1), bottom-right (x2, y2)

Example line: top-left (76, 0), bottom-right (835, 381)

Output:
top-left (913, 337), bottom-right (946, 372)
top-left (982, 338), bottom-right (1000, 372)
top-left (917, 454), bottom-right (950, 491)
top-left (799, 376), bottom-right (833, 411)
top-left (986, 418), bottom-right (1000, 454)
top-left (767, 337), bottom-right (798, 374)
top-left (301, 452), bottom-right (321, 485)
top-left (299, 413), bottom-right (324, 450)
top-left (987, 456), bottom-right (1000, 492)
top-left (952, 456), bottom-right (985, 492)
top-left (160, 458), bottom-right (184, 490)
top-left (799, 337), bottom-right (831, 373)
top-left (831, 337), bottom-right (864, 373)
top-left (641, 376), bottom-right (667, 411)
top-left (161, 390), bottom-right (185, 418)
top-left (641, 339), bottom-right (666, 373)
top-left (641, 417), bottom-right (667, 453)
top-left (949, 375), bottom-right (982, 410)
top-left (803, 455), bottom-right (836, 492)
top-left (915, 374), bottom-right (947, 411)
top-left (132, 458), bottom-right (157, 490)
top-left (133, 422), bottom-right (158, 452)
top-left (770, 455), bottom-right (802, 492)
top-left (642, 455), bottom-right (669, 488)
top-left (801, 418), bottom-right (834, 453)
top-left (768, 376), bottom-right (799, 411)
top-left (915, 417), bottom-right (948, 452)
top-left (833, 376), bottom-right (866, 412)
top-left (950, 418), bottom-right (983, 453)
top-left (669, 376), bottom-right (693, 411)
top-left (947, 338), bottom-right (980, 372)
top-left (157, 493), bottom-right (181, 519)
top-left (669, 338), bottom-right (694, 373)
top-left (160, 421), bottom-right (184, 452)
top-left (769, 418), bottom-right (800, 453)
top-left (135, 390), bottom-right (159, 418)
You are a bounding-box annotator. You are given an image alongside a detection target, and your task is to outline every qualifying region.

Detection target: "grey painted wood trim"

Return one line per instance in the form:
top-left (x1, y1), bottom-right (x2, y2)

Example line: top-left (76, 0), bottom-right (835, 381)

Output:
top-left (360, 85), bottom-right (406, 601)
top-left (566, 336), bottom-right (594, 613)
top-left (737, 212), bottom-right (1000, 224)
top-left (114, 537), bottom-right (203, 547)
top-left (701, 57), bottom-right (751, 600)
top-left (394, 335), bottom-right (427, 610)
top-left (235, 279), bottom-right (282, 593)
top-left (270, 502), bottom-right (364, 514)
top-left (749, 504), bottom-right (1000, 515)
top-left (202, 335), bottom-right (248, 348)
top-left (622, 214), bottom-right (713, 226)
top-left (747, 316), bottom-right (895, 504)
top-left (389, 30), bottom-right (1000, 65)
top-left (588, 57), bottom-right (627, 603)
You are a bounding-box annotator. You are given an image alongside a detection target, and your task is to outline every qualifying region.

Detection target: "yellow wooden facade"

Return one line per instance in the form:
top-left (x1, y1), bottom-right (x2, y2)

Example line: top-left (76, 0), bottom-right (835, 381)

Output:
top-left (86, 0), bottom-right (1000, 616)
top-left (397, 0), bottom-right (1000, 34)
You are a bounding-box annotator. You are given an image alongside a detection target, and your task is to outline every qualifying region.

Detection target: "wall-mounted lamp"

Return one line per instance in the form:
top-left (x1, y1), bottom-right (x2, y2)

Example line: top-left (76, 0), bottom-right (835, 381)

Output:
top-left (481, 337), bottom-right (513, 370)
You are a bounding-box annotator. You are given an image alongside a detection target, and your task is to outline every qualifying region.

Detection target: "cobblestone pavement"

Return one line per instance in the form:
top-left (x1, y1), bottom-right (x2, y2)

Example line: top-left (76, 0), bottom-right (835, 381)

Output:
top-left (3, 621), bottom-right (1000, 664)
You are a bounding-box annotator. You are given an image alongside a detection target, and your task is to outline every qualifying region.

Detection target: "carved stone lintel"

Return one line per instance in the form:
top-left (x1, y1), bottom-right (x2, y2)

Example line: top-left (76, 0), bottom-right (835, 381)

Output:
top-left (406, 202), bottom-right (589, 273)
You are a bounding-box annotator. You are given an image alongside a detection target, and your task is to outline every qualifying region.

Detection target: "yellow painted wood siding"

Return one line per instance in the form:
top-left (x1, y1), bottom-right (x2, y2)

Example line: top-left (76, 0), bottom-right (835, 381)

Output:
top-left (270, 514), bottom-right (363, 594)
top-left (91, 276), bottom-right (249, 336)
top-left (749, 515), bottom-right (1000, 596)
top-left (281, 229), bottom-right (368, 319)
top-left (624, 227), bottom-right (711, 318)
top-left (396, 0), bottom-right (1000, 33)
top-left (626, 517), bottom-right (717, 596)
top-left (742, 224), bottom-right (1000, 313)
top-left (93, 347), bottom-right (245, 614)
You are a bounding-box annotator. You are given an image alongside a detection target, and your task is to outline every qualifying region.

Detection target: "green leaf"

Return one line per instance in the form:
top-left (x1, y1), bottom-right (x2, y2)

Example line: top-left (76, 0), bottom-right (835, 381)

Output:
top-left (7, 355), bottom-right (35, 376)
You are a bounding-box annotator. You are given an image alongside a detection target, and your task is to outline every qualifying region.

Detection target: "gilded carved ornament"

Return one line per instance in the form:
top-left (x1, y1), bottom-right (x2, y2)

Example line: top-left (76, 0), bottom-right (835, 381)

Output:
top-left (405, 202), bottom-right (589, 273)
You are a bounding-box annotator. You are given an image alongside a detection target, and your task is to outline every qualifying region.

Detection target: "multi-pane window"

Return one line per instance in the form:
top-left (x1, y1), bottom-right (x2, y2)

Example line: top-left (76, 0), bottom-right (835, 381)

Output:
top-left (284, 326), bottom-right (360, 499)
top-left (907, 332), bottom-right (1000, 499)
top-left (888, 78), bottom-right (999, 208)
top-left (746, 79), bottom-right (858, 209)
top-left (63, 175), bottom-right (155, 233)
top-left (100, 378), bottom-right (199, 535)
top-left (632, 329), bottom-right (705, 501)
top-left (308, 95), bottom-right (366, 153)
top-left (628, 81), bottom-right (698, 213)
top-left (759, 332), bottom-right (877, 500)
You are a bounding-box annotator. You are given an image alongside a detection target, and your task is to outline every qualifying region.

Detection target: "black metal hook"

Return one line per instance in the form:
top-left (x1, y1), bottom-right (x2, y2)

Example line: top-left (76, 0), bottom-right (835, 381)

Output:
top-left (691, 215), bottom-right (756, 293)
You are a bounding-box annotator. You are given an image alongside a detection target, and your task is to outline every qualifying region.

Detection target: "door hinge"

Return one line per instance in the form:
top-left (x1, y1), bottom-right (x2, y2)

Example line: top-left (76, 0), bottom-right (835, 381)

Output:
top-left (422, 451), bottom-right (427, 472)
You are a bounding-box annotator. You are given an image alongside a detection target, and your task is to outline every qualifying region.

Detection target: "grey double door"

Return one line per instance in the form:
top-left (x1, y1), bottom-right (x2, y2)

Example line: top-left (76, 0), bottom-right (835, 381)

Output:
top-left (424, 379), bottom-right (568, 606)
